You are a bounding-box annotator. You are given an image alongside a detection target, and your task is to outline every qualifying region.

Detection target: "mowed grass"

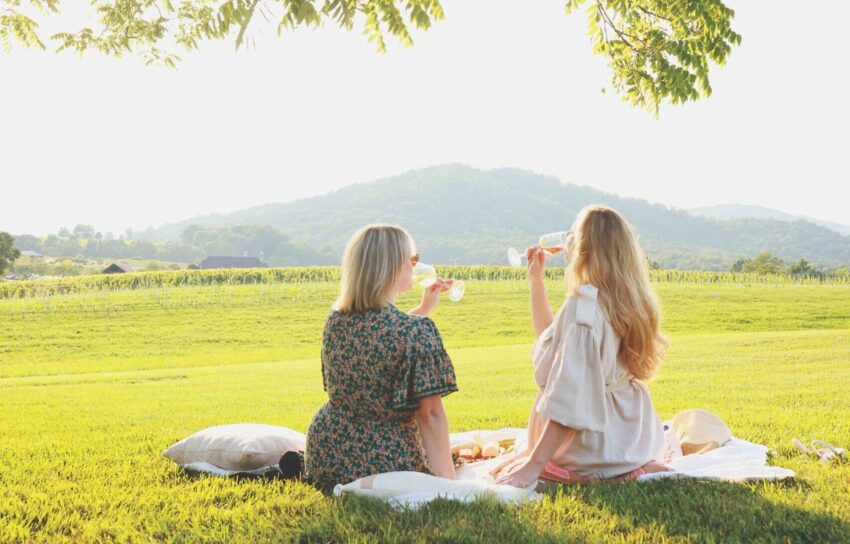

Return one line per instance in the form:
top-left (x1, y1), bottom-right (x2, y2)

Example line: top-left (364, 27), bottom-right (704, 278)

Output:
top-left (1, 277), bottom-right (849, 542)
top-left (3, 280), bottom-right (850, 378)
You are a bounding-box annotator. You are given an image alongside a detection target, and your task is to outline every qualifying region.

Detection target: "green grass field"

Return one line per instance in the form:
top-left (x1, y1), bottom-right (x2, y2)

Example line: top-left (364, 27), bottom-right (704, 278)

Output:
top-left (1, 273), bottom-right (849, 542)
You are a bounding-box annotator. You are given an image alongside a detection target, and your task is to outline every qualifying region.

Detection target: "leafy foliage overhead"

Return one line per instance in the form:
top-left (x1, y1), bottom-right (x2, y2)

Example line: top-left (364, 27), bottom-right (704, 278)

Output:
top-left (2, 0), bottom-right (739, 114)
top-left (569, 0), bottom-right (741, 114)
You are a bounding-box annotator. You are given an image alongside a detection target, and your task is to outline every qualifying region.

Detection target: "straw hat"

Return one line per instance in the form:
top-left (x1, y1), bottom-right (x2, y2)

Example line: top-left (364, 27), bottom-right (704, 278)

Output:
top-left (671, 409), bottom-right (732, 455)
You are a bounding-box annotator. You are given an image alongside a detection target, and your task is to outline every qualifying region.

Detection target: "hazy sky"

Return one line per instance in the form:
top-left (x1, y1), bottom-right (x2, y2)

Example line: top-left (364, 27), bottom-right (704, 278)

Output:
top-left (1, 0), bottom-right (847, 236)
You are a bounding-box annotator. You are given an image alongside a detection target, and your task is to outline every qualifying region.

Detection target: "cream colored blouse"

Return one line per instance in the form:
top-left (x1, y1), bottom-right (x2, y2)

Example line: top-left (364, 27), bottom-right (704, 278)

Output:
top-left (526, 284), bottom-right (665, 479)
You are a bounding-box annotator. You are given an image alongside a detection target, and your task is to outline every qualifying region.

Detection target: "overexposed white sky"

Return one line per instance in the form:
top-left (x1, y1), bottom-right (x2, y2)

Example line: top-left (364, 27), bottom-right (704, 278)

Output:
top-left (1, 0), bottom-right (847, 236)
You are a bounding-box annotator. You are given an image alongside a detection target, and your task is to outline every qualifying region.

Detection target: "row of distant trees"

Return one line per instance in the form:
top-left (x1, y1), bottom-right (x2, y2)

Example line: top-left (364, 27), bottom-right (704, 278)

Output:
top-left (3, 228), bottom-right (849, 279)
top-left (0, 232), bottom-right (22, 275)
top-left (7, 224), bottom-right (332, 269)
top-left (730, 252), bottom-right (849, 278)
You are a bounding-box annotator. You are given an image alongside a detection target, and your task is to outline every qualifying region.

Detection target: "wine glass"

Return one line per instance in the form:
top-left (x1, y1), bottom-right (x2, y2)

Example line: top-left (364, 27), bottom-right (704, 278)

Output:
top-left (539, 231), bottom-right (571, 255)
top-left (507, 231), bottom-right (572, 268)
top-left (506, 247), bottom-right (524, 268)
top-left (448, 280), bottom-right (465, 302)
top-left (412, 262), bottom-right (464, 302)
top-left (412, 262), bottom-right (437, 286)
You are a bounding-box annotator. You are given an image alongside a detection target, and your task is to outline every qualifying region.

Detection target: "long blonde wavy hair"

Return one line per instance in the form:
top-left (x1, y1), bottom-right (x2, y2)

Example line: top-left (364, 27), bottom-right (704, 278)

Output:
top-left (333, 224), bottom-right (413, 313)
top-left (567, 205), bottom-right (668, 380)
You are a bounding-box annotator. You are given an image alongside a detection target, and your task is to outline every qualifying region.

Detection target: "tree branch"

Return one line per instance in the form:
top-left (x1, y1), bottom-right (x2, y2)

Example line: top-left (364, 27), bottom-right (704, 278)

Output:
top-left (596, 3), bottom-right (643, 51)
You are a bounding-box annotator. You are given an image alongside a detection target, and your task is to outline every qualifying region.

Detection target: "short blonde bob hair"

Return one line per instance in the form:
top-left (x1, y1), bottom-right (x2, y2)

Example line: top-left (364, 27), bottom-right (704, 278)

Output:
top-left (333, 224), bottom-right (413, 313)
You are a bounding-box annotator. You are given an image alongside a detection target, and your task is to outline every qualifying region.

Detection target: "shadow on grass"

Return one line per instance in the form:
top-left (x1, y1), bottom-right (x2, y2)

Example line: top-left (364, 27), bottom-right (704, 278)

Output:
top-left (297, 495), bottom-right (564, 544)
top-left (169, 470), bottom-right (848, 542)
top-left (565, 478), bottom-right (850, 542)
top-left (291, 478), bottom-right (850, 543)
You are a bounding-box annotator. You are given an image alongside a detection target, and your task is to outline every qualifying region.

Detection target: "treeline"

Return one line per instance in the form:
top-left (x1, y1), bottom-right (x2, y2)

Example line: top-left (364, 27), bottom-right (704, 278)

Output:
top-left (7, 257), bottom-right (102, 277)
top-left (730, 252), bottom-right (849, 278)
top-left (138, 165), bottom-right (850, 271)
top-left (10, 218), bottom-right (850, 276)
top-left (12, 225), bottom-right (334, 266)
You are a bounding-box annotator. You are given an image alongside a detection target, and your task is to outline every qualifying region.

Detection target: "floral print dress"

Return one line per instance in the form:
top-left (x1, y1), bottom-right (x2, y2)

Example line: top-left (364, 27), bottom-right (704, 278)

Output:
top-left (305, 304), bottom-right (457, 490)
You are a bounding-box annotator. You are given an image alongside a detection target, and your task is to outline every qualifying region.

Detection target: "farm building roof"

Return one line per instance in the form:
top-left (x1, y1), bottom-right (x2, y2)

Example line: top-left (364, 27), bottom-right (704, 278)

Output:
top-left (101, 263), bottom-right (128, 274)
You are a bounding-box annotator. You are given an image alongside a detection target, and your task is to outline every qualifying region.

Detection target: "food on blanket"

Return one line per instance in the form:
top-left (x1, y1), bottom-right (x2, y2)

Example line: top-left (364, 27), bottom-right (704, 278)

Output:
top-left (482, 442), bottom-right (500, 458)
top-left (499, 439), bottom-right (517, 455)
top-left (456, 446), bottom-right (482, 461)
top-left (451, 451), bottom-right (466, 468)
top-left (451, 437), bottom-right (517, 461)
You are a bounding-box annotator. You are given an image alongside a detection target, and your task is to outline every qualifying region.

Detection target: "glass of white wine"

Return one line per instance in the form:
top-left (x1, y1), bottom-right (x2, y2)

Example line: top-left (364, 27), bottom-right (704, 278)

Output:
top-left (411, 262), bottom-right (437, 286)
top-left (412, 262), bottom-right (465, 302)
top-left (448, 279), bottom-right (465, 302)
top-left (507, 231), bottom-right (572, 268)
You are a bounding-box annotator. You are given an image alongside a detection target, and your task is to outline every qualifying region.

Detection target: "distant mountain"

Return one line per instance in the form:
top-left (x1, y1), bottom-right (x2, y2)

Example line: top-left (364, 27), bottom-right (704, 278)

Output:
top-left (140, 165), bottom-right (850, 270)
top-left (690, 204), bottom-right (850, 236)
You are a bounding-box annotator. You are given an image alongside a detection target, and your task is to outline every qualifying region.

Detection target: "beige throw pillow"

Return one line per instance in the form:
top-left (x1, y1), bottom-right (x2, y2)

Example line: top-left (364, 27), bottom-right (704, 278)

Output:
top-left (162, 423), bottom-right (306, 471)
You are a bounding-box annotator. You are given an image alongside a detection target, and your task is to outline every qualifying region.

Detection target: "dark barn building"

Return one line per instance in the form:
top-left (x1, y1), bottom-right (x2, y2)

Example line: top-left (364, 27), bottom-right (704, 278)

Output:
top-left (101, 263), bottom-right (129, 274)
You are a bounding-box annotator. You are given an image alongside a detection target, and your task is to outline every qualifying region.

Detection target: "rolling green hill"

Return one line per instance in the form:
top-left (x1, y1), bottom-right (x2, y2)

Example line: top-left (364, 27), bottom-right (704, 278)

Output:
top-left (141, 165), bottom-right (850, 270)
top-left (690, 204), bottom-right (850, 236)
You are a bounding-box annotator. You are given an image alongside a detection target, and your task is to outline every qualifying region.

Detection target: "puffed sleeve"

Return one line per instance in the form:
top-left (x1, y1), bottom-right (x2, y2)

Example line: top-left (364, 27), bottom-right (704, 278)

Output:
top-left (535, 321), bottom-right (607, 432)
top-left (392, 317), bottom-right (458, 412)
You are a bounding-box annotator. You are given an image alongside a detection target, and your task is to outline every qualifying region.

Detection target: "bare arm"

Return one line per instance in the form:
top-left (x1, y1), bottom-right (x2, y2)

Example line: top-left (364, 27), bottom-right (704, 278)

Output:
top-left (494, 419), bottom-right (576, 488)
top-left (415, 394), bottom-right (456, 480)
top-left (527, 246), bottom-right (554, 336)
top-left (525, 420), bottom-right (574, 471)
top-left (409, 279), bottom-right (451, 317)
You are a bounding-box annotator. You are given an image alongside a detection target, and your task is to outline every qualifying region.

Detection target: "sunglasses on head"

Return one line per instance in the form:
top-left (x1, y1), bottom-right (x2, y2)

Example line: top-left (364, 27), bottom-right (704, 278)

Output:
top-left (409, 253), bottom-right (420, 266)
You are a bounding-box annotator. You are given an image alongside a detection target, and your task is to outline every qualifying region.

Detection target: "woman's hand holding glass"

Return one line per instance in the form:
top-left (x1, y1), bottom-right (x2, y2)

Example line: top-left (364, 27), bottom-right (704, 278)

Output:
top-left (415, 277), bottom-right (453, 316)
top-left (408, 261), bottom-right (465, 317)
top-left (412, 262), bottom-right (465, 302)
top-left (526, 246), bottom-right (546, 285)
top-left (507, 231), bottom-right (573, 269)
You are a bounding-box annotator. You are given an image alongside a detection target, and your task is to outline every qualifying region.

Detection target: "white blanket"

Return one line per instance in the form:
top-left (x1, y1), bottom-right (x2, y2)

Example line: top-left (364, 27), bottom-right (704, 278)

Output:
top-left (177, 425), bottom-right (794, 507)
top-left (637, 436), bottom-right (795, 482)
top-left (336, 427), bottom-right (794, 507)
top-left (334, 428), bottom-right (537, 508)
top-left (332, 470), bottom-right (539, 508)
top-left (448, 428), bottom-right (794, 483)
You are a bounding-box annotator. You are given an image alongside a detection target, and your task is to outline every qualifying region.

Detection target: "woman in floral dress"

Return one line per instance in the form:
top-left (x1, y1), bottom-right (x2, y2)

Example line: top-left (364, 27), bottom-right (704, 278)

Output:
top-left (305, 224), bottom-right (458, 490)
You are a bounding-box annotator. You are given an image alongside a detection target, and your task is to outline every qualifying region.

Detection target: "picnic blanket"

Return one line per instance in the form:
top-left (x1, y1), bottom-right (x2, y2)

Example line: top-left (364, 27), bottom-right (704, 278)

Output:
top-left (175, 426), bottom-right (794, 507)
top-left (449, 427), bottom-right (795, 483)
top-left (335, 427), bottom-right (794, 507)
top-left (637, 435), bottom-right (795, 482)
top-left (333, 428), bottom-right (538, 508)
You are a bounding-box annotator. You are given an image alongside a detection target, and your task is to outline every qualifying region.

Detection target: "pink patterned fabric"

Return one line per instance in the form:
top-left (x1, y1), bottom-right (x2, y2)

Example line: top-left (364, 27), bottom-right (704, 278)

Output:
top-left (540, 461), bottom-right (661, 485)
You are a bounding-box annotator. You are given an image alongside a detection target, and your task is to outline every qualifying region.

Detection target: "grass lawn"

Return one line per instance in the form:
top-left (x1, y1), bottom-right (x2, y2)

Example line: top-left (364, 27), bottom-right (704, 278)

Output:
top-left (1, 276), bottom-right (849, 542)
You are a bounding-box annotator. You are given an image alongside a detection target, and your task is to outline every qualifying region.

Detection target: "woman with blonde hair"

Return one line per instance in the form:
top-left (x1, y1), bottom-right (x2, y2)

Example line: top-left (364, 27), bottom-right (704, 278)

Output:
top-left (496, 205), bottom-right (671, 487)
top-left (305, 224), bottom-right (458, 490)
